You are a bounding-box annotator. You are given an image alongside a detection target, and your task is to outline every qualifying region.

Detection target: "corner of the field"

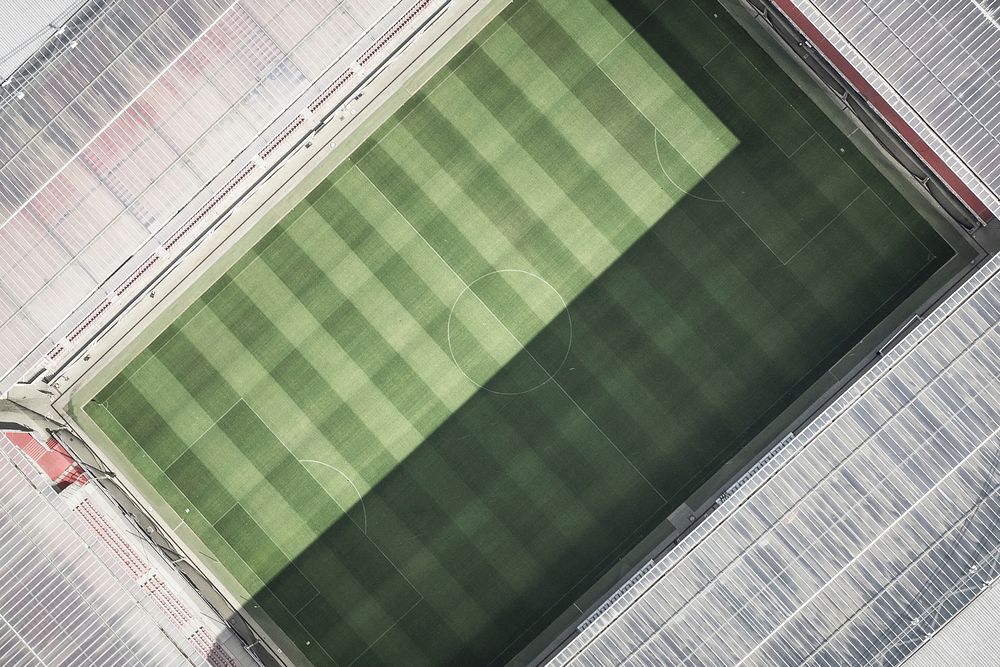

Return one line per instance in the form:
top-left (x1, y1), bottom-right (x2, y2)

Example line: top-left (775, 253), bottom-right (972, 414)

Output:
top-left (52, 311), bottom-right (288, 656)
top-left (58, 400), bottom-right (318, 667)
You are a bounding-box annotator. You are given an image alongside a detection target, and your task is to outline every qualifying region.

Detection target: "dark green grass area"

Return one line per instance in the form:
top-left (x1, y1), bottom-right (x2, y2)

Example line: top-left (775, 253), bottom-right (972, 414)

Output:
top-left (85, 0), bottom-right (953, 664)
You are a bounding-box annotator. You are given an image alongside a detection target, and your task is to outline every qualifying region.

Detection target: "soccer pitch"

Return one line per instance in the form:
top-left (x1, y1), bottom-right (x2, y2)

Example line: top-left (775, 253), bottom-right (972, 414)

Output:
top-left (83, 0), bottom-right (953, 664)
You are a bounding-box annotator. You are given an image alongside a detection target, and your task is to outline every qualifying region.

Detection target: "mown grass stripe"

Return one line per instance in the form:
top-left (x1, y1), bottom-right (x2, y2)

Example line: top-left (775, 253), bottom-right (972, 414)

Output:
top-left (453, 43), bottom-right (662, 253)
top-left (105, 379), bottom-right (200, 470)
top-left (705, 44), bottom-right (813, 156)
top-left (154, 329), bottom-right (239, 422)
top-left (166, 448), bottom-right (239, 525)
top-left (200, 280), bottom-right (405, 484)
top-left (395, 103), bottom-right (593, 288)
top-left (357, 132), bottom-right (522, 277)
top-left (85, 2), bottom-right (954, 665)
top-left (216, 405), bottom-right (420, 622)
top-left (255, 223), bottom-right (458, 431)
top-left (596, 34), bottom-right (732, 168)
top-left (310, 174), bottom-right (459, 313)
top-left (283, 195), bottom-right (497, 410)
top-left (274, 220), bottom-right (454, 390)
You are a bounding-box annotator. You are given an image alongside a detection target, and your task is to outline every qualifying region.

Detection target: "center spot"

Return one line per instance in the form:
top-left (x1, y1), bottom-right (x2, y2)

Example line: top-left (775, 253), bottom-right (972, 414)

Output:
top-left (448, 270), bottom-right (572, 395)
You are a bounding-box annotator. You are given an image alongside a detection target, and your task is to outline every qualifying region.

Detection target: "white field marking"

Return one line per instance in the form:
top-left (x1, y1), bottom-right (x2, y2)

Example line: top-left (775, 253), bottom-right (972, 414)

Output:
top-left (601, 324), bottom-right (1000, 667)
top-left (653, 127), bottom-right (724, 203)
top-left (600, 58), bottom-right (900, 268)
top-left (107, 8), bottom-right (540, 407)
top-left (786, 130), bottom-right (817, 157)
top-left (672, 251), bottom-right (933, 496)
top-left (0, 609), bottom-right (45, 666)
top-left (446, 268), bottom-right (573, 396)
top-left (240, 399), bottom-right (423, 596)
top-left (355, 0), bottom-right (534, 163)
top-left (95, 405), bottom-right (339, 665)
top-left (780, 186), bottom-right (870, 265)
top-left (228, 502), bottom-right (322, 597)
top-left (300, 459), bottom-right (369, 534)
top-left (346, 596), bottom-right (423, 667)
top-left (702, 44), bottom-right (815, 158)
top-left (594, 58), bottom-right (785, 265)
top-left (595, 0), bottom-right (729, 70)
top-left (0, 0), bottom-right (242, 233)
top-left (691, 17), bottom-right (934, 260)
top-left (159, 398), bottom-right (244, 471)
top-left (355, 166), bottom-right (668, 505)
top-left (100, 192), bottom-right (322, 408)
top-left (291, 589), bottom-right (323, 617)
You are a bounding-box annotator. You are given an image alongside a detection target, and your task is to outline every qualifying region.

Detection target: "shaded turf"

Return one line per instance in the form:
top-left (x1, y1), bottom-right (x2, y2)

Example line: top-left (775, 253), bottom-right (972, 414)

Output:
top-left (85, 0), bottom-right (953, 664)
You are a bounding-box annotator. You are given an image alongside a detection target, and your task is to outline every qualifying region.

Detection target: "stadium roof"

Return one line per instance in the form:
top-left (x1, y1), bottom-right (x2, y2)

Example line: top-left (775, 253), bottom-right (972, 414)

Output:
top-left (0, 0), bottom-right (84, 79)
top-left (903, 578), bottom-right (1000, 667)
top-left (0, 435), bottom-right (199, 666)
top-left (547, 252), bottom-right (1000, 666)
top-left (0, 0), bottom-right (432, 390)
top-left (771, 0), bottom-right (1000, 223)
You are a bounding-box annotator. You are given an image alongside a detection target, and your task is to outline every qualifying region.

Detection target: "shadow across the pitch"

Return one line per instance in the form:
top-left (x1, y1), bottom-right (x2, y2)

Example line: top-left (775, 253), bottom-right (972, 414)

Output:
top-left (234, 188), bottom-right (944, 666)
top-left (229, 1), bottom-right (952, 665)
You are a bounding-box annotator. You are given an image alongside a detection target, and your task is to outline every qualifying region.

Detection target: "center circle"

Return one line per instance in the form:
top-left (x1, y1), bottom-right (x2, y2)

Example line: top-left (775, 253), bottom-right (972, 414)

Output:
top-left (447, 269), bottom-right (572, 395)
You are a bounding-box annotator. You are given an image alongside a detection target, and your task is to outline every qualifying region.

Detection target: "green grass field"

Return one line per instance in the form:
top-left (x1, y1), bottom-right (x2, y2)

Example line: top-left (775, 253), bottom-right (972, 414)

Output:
top-left (85, 0), bottom-right (953, 664)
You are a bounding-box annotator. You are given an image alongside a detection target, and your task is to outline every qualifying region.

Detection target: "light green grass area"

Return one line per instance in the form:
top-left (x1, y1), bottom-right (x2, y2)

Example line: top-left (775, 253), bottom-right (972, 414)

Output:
top-left (85, 0), bottom-right (953, 664)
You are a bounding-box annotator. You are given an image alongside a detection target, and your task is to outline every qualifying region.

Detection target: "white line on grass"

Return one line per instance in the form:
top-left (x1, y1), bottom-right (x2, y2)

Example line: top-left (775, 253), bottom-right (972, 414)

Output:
top-left (598, 60), bottom-right (897, 268)
top-left (780, 186), bottom-right (871, 265)
top-left (96, 405), bottom-right (340, 666)
top-left (355, 166), bottom-right (669, 505)
top-left (346, 596), bottom-right (423, 667)
top-left (680, 252), bottom-right (937, 488)
top-left (160, 398), bottom-right (244, 471)
top-left (291, 589), bottom-right (322, 617)
top-left (228, 501), bottom-right (323, 598)
top-left (697, 31), bottom-right (934, 261)
top-left (652, 127), bottom-right (724, 203)
top-left (594, 59), bottom-right (787, 265)
top-left (447, 268), bottom-right (573, 396)
top-left (702, 44), bottom-right (816, 159)
top-left (240, 398), bottom-right (423, 597)
top-left (786, 131), bottom-right (818, 158)
top-left (354, 0), bottom-right (535, 165)
top-left (106, 0), bottom-right (541, 412)
top-left (593, 0), bottom-right (727, 69)
top-left (300, 459), bottom-right (369, 534)
top-left (99, 198), bottom-right (320, 408)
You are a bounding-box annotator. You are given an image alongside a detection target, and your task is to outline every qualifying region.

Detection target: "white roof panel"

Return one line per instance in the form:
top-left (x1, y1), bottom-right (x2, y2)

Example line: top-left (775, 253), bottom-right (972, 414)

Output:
top-left (549, 253), bottom-right (1000, 666)
top-left (0, 437), bottom-right (198, 666)
top-left (0, 0), bottom-right (434, 388)
top-left (775, 0), bottom-right (1000, 222)
top-left (0, 0), bottom-right (86, 79)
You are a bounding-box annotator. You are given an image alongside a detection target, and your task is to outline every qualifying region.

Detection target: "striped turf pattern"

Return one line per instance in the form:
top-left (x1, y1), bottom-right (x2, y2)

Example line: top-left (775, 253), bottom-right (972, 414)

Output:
top-left (86, 0), bottom-right (952, 664)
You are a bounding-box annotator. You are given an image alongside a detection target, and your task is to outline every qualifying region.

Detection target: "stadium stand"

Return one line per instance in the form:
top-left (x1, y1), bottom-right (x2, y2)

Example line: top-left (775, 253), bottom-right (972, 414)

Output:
top-left (5, 0), bottom-right (1000, 665)
top-left (0, 0), bottom-right (85, 79)
top-left (0, 0), bottom-right (456, 663)
top-left (763, 0), bottom-right (1000, 225)
top-left (5, 431), bottom-right (87, 488)
top-left (903, 581), bottom-right (1000, 667)
top-left (530, 6), bottom-right (1000, 661)
top-left (544, 250), bottom-right (1000, 667)
top-left (0, 0), bottom-right (447, 390)
top-left (0, 434), bottom-right (207, 665)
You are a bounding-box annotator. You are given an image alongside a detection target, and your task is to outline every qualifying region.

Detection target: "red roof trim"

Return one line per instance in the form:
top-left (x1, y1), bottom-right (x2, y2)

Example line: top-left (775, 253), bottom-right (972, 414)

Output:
top-left (771, 0), bottom-right (994, 223)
